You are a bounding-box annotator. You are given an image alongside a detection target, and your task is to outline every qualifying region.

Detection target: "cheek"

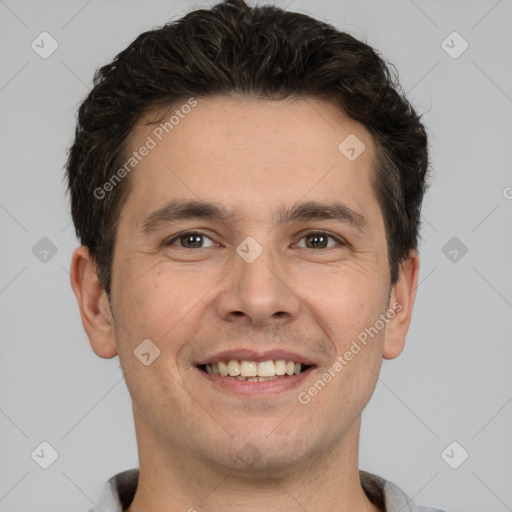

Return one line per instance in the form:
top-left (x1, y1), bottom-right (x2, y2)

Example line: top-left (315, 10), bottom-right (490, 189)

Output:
top-left (300, 265), bottom-right (388, 350)
top-left (113, 261), bottom-right (218, 357)
top-left (111, 264), bottom-right (205, 418)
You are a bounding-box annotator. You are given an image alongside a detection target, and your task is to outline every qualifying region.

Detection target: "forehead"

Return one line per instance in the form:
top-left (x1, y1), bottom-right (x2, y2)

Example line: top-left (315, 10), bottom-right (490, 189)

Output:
top-left (121, 95), bottom-right (380, 227)
top-left (134, 95), bottom-right (374, 162)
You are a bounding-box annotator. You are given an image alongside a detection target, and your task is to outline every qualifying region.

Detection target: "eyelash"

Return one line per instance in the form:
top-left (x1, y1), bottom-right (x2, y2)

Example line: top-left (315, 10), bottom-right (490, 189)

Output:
top-left (164, 230), bottom-right (346, 249)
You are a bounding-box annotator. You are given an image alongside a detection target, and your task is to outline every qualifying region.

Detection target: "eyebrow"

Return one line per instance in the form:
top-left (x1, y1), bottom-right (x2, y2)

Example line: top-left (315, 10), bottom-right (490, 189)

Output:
top-left (140, 199), bottom-right (368, 234)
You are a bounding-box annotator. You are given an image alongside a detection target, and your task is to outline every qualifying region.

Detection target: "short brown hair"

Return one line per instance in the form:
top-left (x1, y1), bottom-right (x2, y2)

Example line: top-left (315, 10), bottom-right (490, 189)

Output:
top-left (65, 0), bottom-right (429, 296)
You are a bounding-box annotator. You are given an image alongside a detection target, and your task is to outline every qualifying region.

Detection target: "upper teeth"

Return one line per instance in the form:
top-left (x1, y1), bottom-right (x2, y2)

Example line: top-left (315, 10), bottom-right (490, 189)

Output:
top-left (205, 360), bottom-right (303, 377)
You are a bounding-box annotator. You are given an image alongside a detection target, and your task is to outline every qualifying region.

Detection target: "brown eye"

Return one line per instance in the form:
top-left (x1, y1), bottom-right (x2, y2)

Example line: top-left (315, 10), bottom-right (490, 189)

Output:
top-left (166, 232), bottom-right (216, 248)
top-left (295, 232), bottom-right (342, 249)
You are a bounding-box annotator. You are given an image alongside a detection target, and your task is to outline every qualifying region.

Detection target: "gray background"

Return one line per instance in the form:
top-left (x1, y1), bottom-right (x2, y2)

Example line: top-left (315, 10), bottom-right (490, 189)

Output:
top-left (1, 0), bottom-right (511, 511)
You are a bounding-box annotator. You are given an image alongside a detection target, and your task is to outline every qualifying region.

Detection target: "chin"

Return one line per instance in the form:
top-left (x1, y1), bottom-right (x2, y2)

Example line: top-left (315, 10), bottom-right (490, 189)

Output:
top-left (204, 431), bottom-right (318, 476)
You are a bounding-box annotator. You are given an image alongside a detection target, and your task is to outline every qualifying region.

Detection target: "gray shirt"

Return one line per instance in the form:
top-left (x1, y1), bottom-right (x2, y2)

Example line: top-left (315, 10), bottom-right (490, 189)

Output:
top-left (87, 469), bottom-right (447, 512)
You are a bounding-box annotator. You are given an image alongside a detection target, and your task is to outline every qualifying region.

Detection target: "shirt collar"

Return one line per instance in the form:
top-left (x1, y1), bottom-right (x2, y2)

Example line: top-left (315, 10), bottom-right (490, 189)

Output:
top-left (89, 468), bottom-right (445, 512)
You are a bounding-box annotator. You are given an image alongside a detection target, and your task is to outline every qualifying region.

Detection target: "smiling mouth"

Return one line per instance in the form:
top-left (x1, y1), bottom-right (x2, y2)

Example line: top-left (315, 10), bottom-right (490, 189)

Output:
top-left (198, 359), bottom-right (314, 382)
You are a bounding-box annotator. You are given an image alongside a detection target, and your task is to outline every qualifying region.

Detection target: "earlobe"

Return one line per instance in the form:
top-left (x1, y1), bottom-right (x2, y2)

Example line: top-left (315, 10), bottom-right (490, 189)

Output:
top-left (69, 246), bottom-right (118, 359)
top-left (383, 250), bottom-right (420, 360)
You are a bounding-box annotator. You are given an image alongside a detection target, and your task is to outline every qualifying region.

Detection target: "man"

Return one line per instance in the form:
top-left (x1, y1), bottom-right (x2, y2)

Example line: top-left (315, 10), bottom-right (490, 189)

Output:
top-left (66, 0), bottom-right (445, 510)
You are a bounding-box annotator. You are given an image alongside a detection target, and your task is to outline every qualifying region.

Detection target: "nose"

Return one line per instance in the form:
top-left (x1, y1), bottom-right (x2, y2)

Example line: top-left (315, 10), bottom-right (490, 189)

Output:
top-left (216, 242), bottom-right (301, 327)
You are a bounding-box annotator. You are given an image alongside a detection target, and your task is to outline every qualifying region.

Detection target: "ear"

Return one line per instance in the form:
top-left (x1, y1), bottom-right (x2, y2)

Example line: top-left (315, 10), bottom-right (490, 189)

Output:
top-left (383, 250), bottom-right (420, 360)
top-left (69, 246), bottom-right (118, 359)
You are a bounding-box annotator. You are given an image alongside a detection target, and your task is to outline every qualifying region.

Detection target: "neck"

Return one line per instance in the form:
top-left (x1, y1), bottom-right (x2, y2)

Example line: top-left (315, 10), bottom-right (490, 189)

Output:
top-left (125, 414), bottom-right (381, 512)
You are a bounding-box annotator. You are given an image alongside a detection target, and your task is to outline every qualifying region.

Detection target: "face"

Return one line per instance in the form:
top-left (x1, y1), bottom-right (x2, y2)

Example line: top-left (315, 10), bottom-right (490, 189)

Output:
top-left (72, 95), bottom-right (418, 476)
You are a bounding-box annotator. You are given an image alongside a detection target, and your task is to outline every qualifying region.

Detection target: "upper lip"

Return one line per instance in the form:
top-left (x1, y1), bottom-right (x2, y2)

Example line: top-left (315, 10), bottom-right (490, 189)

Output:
top-left (196, 349), bottom-right (318, 366)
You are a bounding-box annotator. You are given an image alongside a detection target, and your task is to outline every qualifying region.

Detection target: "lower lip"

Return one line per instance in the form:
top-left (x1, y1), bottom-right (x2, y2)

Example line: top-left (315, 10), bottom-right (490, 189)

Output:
top-left (196, 367), bottom-right (316, 397)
